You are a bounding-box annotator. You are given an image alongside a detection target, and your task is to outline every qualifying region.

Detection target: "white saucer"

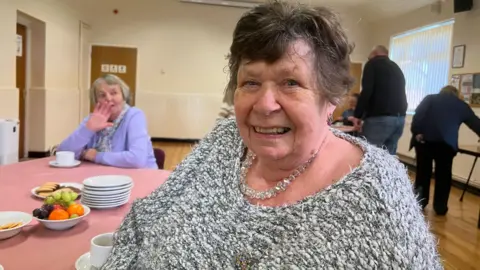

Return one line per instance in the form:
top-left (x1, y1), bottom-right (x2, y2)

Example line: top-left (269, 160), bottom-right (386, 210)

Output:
top-left (0, 263), bottom-right (4, 270)
top-left (49, 160), bottom-right (81, 168)
top-left (75, 252), bottom-right (91, 270)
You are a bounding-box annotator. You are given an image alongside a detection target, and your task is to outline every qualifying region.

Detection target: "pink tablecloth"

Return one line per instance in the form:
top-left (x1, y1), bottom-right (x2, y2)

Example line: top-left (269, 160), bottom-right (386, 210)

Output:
top-left (0, 158), bottom-right (170, 270)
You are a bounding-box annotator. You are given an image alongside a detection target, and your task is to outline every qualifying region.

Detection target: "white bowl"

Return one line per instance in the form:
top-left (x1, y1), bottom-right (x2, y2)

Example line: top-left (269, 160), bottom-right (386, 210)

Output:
top-left (0, 211), bottom-right (32, 240)
top-left (83, 175), bottom-right (133, 188)
top-left (34, 205), bottom-right (90, 231)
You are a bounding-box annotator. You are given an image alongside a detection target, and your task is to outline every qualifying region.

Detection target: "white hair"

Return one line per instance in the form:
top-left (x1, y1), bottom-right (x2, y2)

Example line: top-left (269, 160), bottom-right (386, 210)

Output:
top-left (90, 74), bottom-right (132, 105)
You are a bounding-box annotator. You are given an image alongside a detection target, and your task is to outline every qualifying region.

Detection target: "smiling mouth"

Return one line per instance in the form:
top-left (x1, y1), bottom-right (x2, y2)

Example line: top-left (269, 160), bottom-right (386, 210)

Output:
top-left (253, 127), bottom-right (291, 135)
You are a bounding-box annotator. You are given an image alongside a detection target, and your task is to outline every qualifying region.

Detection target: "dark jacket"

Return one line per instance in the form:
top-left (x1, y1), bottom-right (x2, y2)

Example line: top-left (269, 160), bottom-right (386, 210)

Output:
top-left (354, 56), bottom-right (408, 119)
top-left (410, 93), bottom-right (480, 151)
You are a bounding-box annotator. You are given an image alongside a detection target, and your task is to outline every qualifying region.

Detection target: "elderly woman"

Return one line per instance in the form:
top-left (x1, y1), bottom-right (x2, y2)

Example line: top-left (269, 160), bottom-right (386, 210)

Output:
top-left (57, 74), bottom-right (157, 169)
top-left (411, 85), bottom-right (480, 215)
top-left (102, 2), bottom-right (441, 269)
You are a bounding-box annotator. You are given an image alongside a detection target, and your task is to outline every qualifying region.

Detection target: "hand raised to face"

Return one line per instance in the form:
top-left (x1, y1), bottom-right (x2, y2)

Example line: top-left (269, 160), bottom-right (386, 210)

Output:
top-left (86, 102), bottom-right (114, 132)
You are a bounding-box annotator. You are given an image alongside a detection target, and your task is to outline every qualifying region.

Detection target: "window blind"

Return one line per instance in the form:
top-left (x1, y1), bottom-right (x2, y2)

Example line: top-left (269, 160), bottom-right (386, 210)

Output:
top-left (389, 20), bottom-right (454, 112)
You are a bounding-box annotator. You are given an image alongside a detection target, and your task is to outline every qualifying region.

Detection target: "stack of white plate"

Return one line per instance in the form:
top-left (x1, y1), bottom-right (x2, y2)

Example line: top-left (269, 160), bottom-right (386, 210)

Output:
top-left (81, 175), bottom-right (134, 209)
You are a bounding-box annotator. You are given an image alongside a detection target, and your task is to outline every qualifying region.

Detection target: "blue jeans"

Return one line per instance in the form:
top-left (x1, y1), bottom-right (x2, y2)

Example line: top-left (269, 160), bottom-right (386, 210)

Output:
top-left (361, 115), bottom-right (405, 155)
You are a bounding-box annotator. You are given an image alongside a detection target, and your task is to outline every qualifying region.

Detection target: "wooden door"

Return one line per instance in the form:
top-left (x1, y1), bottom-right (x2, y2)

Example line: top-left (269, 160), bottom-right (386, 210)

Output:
top-left (332, 62), bottom-right (363, 120)
top-left (90, 46), bottom-right (137, 111)
top-left (16, 23), bottom-right (27, 158)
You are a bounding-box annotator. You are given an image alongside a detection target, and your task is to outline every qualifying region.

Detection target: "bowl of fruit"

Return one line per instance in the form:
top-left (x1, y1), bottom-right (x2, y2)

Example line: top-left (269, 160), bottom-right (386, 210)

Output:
top-left (32, 190), bottom-right (90, 230)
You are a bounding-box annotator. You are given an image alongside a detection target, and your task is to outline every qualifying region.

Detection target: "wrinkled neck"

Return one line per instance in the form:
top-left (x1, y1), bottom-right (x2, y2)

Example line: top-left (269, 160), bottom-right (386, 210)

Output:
top-left (251, 130), bottom-right (331, 184)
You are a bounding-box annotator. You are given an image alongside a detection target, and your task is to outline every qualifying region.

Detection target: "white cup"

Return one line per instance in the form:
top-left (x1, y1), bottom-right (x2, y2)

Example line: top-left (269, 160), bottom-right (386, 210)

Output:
top-left (90, 232), bottom-right (114, 268)
top-left (55, 151), bottom-right (74, 165)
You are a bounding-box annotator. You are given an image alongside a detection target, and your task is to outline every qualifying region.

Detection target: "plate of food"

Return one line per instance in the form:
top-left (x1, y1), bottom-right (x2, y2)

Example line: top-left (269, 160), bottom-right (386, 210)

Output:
top-left (0, 211), bottom-right (32, 240)
top-left (31, 182), bottom-right (83, 199)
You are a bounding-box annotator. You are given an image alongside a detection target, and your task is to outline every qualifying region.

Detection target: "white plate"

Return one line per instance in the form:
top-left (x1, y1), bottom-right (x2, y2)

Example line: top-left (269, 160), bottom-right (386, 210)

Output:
top-left (83, 175), bottom-right (133, 188)
top-left (81, 197), bottom-right (130, 206)
top-left (31, 182), bottom-right (84, 199)
top-left (81, 198), bottom-right (130, 209)
top-left (82, 186), bottom-right (133, 196)
top-left (0, 211), bottom-right (32, 240)
top-left (82, 190), bottom-right (130, 198)
top-left (49, 160), bottom-right (81, 168)
top-left (0, 264), bottom-right (3, 270)
top-left (82, 193), bottom-right (130, 202)
top-left (83, 182), bottom-right (133, 192)
top-left (75, 252), bottom-right (90, 270)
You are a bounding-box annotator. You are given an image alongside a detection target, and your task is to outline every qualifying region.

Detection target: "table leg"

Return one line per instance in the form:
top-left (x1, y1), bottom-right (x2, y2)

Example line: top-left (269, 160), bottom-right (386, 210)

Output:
top-left (460, 156), bottom-right (477, 202)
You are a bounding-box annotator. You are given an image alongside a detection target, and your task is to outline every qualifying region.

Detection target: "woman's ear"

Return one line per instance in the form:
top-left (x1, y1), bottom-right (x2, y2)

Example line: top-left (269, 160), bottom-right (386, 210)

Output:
top-left (326, 102), bottom-right (336, 116)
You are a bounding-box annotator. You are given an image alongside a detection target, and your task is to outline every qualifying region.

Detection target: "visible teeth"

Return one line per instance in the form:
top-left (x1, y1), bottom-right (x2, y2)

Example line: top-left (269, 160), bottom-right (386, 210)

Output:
top-left (254, 127), bottom-right (289, 134)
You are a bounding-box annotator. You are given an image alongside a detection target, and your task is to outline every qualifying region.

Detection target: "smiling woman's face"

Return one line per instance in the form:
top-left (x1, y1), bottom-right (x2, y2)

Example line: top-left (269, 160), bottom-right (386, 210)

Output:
top-left (234, 40), bottom-right (333, 164)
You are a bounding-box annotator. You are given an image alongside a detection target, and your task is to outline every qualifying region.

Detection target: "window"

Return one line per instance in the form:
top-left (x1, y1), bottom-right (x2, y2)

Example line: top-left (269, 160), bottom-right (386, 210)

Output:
top-left (389, 20), bottom-right (454, 113)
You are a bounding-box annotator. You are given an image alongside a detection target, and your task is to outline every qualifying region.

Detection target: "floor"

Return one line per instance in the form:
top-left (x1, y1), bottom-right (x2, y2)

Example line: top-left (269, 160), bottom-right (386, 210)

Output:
top-left (153, 141), bottom-right (480, 270)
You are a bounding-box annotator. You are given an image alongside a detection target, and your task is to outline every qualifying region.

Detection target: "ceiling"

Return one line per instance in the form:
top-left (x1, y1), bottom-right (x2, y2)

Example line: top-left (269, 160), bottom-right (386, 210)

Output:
top-left (63, 0), bottom-right (441, 22)
top-left (263, 0), bottom-right (441, 21)
top-left (313, 0), bottom-right (440, 21)
top-left (176, 0), bottom-right (441, 21)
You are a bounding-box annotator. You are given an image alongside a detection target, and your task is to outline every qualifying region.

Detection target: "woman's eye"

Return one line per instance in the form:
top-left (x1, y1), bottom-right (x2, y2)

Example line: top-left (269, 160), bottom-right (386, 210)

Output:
top-left (240, 81), bottom-right (260, 90)
top-left (286, 79), bottom-right (299, 87)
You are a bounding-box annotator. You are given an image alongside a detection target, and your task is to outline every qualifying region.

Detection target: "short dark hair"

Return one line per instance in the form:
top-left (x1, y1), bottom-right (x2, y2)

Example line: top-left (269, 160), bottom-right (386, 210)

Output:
top-left (439, 85), bottom-right (459, 96)
top-left (224, 0), bottom-right (355, 105)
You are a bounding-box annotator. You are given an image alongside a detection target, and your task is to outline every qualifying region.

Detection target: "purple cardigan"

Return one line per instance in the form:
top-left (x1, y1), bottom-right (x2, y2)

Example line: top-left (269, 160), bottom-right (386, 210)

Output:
top-left (57, 107), bottom-right (158, 169)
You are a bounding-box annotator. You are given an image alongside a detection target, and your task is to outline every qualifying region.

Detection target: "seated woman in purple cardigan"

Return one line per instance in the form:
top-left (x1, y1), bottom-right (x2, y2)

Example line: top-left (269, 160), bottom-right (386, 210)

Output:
top-left (57, 74), bottom-right (158, 169)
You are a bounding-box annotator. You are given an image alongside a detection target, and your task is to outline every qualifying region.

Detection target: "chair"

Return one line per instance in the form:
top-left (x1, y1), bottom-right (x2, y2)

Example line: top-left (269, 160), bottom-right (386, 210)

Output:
top-left (153, 148), bottom-right (166, 169)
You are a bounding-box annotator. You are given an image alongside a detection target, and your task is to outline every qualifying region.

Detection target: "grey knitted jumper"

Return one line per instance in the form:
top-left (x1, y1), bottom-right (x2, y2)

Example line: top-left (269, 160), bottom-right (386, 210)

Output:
top-left (102, 119), bottom-right (442, 269)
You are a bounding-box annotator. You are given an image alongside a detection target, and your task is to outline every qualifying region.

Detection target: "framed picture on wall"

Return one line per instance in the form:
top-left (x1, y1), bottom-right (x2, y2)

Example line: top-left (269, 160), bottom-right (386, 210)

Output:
top-left (452, 45), bottom-right (466, 68)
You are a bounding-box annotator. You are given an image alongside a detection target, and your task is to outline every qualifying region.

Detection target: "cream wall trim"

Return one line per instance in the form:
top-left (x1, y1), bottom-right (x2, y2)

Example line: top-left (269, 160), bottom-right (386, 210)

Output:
top-left (29, 87), bottom-right (46, 91)
top-left (136, 91), bottom-right (223, 140)
top-left (90, 43), bottom-right (139, 49)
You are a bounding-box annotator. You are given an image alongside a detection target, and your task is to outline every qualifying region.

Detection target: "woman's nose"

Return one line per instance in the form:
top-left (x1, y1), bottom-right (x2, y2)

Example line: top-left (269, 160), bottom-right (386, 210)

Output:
top-left (252, 87), bottom-right (281, 116)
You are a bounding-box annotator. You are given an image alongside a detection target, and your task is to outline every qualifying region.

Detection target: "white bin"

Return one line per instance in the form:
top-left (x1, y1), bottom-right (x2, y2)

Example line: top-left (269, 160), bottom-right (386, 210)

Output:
top-left (0, 119), bottom-right (19, 165)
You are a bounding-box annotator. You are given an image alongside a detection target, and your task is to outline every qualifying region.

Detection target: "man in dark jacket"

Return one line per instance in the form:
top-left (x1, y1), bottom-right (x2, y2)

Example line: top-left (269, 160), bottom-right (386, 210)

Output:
top-left (352, 45), bottom-right (407, 155)
top-left (410, 85), bottom-right (480, 215)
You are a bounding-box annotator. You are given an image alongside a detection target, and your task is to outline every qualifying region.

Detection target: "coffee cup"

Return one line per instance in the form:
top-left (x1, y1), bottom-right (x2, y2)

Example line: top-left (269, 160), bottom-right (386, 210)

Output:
top-left (55, 151), bottom-right (74, 165)
top-left (90, 232), bottom-right (114, 268)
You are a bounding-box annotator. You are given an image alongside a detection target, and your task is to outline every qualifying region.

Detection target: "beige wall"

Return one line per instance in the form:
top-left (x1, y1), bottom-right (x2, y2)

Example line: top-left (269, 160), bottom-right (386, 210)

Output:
top-left (0, 0), bottom-right (371, 151)
top-left (0, 0), bottom-right (83, 153)
top-left (83, 1), bottom-right (372, 139)
top-left (372, 0), bottom-right (480, 187)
